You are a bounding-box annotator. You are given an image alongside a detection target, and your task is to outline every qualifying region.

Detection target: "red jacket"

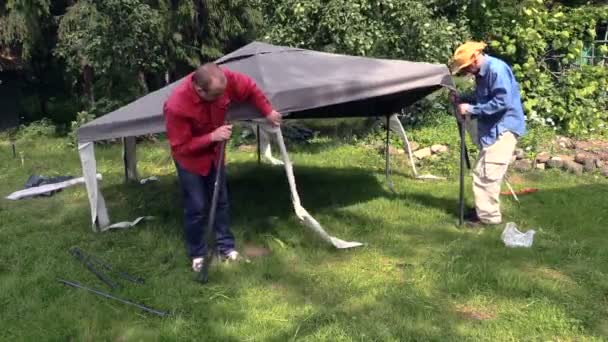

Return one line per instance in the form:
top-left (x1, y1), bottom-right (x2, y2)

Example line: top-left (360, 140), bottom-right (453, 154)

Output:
top-left (163, 68), bottom-right (273, 176)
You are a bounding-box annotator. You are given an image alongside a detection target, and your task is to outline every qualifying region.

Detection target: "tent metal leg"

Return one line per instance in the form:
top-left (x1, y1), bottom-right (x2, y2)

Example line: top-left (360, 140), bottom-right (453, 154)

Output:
top-left (199, 140), bottom-right (227, 284)
top-left (464, 148), bottom-right (471, 169)
top-left (256, 124), bottom-right (261, 165)
top-left (122, 137), bottom-right (138, 182)
top-left (458, 121), bottom-right (466, 226)
top-left (385, 116), bottom-right (395, 193)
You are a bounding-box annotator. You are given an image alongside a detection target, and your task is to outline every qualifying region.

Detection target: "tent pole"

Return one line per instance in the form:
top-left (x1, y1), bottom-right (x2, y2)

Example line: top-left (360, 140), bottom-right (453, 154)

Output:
top-left (123, 138), bottom-right (128, 182)
top-left (256, 124), bottom-right (261, 165)
top-left (12, 143), bottom-right (16, 158)
top-left (199, 139), bottom-right (227, 284)
top-left (122, 137), bottom-right (138, 182)
top-left (385, 116), bottom-right (395, 193)
top-left (458, 120), bottom-right (466, 226)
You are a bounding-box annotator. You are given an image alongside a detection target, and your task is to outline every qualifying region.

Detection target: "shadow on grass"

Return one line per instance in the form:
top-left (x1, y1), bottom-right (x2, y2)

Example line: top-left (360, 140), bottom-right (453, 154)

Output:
top-left (101, 161), bottom-right (388, 236)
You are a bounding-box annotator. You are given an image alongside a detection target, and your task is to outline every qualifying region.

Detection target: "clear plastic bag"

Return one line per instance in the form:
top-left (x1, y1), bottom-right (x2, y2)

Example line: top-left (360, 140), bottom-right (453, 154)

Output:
top-left (501, 222), bottom-right (536, 248)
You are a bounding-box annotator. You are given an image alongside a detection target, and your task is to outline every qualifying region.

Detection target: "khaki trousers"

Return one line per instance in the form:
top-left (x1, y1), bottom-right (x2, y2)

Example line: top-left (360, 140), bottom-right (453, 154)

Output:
top-left (473, 131), bottom-right (518, 224)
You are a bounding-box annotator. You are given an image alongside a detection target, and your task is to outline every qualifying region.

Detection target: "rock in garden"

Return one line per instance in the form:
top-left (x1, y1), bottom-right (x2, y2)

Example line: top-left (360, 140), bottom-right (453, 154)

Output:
top-left (409, 141), bottom-right (420, 151)
top-left (602, 166), bottom-right (608, 178)
top-left (596, 159), bottom-right (604, 168)
top-left (510, 155), bottom-right (517, 164)
top-left (583, 158), bottom-right (597, 173)
top-left (431, 144), bottom-right (449, 154)
top-left (557, 136), bottom-right (575, 149)
top-left (514, 148), bottom-right (525, 160)
top-left (512, 159), bottom-right (533, 172)
top-left (535, 152), bottom-right (551, 164)
top-left (575, 153), bottom-right (587, 164)
top-left (413, 147), bottom-right (432, 159)
top-left (536, 163), bottom-right (546, 170)
top-left (546, 157), bottom-right (563, 169)
top-left (388, 146), bottom-right (405, 155)
top-left (563, 160), bottom-right (583, 176)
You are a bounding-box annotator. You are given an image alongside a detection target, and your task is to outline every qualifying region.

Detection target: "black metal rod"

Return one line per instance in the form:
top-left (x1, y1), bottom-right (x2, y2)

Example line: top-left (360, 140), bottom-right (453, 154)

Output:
top-left (464, 143), bottom-right (471, 170)
top-left (199, 139), bottom-right (227, 283)
top-left (12, 143), bottom-right (16, 158)
top-left (122, 138), bottom-right (128, 183)
top-left (385, 116), bottom-right (395, 193)
top-left (459, 121), bottom-right (466, 226)
top-left (83, 250), bottom-right (145, 285)
top-left (459, 123), bottom-right (471, 170)
top-left (256, 125), bottom-right (261, 165)
top-left (58, 279), bottom-right (168, 317)
top-left (70, 248), bottom-right (119, 290)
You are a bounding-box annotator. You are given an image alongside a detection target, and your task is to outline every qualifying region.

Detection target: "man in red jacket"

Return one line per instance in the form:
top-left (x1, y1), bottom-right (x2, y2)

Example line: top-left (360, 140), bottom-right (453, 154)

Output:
top-left (163, 63), bottom-right (281, 272)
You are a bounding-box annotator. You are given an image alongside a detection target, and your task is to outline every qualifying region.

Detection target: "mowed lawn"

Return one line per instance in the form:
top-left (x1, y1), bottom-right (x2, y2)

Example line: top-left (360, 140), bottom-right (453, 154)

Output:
top-left (1, 134), bottom-right (607, 341)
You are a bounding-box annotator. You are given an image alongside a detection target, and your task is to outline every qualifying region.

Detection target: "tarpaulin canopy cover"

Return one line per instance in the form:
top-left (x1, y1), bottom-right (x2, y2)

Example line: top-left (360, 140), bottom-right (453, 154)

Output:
top-left (76, 41), bottom-right (455, 248)
top-left (78, 41), bottom-right (453, 143)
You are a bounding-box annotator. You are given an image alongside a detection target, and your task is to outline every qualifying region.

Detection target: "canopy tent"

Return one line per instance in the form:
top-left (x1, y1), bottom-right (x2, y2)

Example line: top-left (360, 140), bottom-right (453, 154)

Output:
top-left (76, 41), bottom-right (458, 248)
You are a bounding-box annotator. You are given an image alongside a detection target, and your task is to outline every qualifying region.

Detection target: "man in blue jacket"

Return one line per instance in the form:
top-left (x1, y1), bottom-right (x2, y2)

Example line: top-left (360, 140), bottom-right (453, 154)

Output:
top-left (450, 41), bottom-right (526, 226)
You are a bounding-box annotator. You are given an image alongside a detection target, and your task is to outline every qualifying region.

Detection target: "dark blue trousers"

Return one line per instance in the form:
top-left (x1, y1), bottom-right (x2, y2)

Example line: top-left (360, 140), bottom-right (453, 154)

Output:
top-left (175, 161), bottom-right (234, 258)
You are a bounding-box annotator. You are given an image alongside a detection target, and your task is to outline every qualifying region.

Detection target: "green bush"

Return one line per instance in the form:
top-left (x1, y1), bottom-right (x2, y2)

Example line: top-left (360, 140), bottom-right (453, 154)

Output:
top-left (15, 119), bottom-right (58, 141)
top-left (67, 110), bottom-right (96, 147)
top-left (479, 2), bottom-right (608, 136)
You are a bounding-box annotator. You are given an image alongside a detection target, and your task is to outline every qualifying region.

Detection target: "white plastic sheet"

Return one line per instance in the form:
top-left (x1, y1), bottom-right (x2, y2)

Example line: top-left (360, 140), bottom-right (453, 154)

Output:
top-left (501, 222), bottom-right (535, 248)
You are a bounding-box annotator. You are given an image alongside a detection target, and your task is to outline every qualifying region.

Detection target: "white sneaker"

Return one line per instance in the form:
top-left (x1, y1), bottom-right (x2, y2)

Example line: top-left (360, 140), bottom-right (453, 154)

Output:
top-left (222, 250), bottom-right (240, 262)
top-left (192, 257), bottom-right (204, 272)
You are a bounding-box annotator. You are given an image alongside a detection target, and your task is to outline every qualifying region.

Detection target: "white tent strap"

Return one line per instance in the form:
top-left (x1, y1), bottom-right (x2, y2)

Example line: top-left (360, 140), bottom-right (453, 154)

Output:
top-left (79, 142), bottom-right (110, 230)
top-left (251, 122), bottom-right (284, 165)
top-left (260, 124), bottom-right (364, 249)
top-left (78, 142), bottom-right (152, 232)
top-left (384, 115), bottom-right (419, 177)
top-left (103, 216), bottom-right (155, 231)
top-left (386, 115), bottom-right (445, 180)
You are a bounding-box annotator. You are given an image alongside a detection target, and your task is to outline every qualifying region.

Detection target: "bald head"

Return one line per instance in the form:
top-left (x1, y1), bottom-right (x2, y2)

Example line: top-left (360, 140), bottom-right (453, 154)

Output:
top-left (192, 63), bottom-right (227, 101)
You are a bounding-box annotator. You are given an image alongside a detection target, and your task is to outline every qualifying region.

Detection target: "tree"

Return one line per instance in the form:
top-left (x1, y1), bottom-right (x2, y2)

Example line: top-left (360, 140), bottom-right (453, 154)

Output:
top-left (0, 0), bottom-right (52, 63)
top-left (55, 0), bottom-right (165, 104)
top-left (257, 0), bottom-right (470, 63)
top-left (475, 0), bottom-right (608, 135)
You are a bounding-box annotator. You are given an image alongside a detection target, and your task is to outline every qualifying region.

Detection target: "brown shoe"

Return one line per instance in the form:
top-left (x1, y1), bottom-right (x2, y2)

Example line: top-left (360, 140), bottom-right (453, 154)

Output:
top-left (464, 217), bottom-right (500, 229)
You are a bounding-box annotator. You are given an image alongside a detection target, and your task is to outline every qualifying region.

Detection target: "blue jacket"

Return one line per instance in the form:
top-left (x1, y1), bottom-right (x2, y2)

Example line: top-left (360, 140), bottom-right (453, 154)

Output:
top-left (467, 55), bottom-right (526, 147)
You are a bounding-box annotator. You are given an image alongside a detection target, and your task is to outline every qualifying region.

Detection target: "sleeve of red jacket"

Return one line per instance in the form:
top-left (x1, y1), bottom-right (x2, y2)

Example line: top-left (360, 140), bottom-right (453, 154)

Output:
top-left (226, 69), bottom-right (274, 116)
top-left (164, 104), bottom-right (214, 156)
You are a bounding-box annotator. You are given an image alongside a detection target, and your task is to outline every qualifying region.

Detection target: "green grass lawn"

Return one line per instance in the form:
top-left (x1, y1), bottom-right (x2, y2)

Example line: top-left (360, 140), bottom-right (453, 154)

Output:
top-left (1, 134), bottom-right (607, 341)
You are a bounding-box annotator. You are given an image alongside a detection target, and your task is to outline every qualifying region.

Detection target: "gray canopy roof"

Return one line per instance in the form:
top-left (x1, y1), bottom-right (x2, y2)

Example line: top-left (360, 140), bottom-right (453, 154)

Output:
top-left (77, 41), bottom-right (453, 143)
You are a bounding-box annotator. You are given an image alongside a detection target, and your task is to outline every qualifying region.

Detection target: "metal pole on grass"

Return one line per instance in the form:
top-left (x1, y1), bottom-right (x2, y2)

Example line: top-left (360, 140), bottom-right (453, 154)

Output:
top-left (58, 279), bottom-right (168, 317)
top-left (458, 120), bottom-right (466, 226)
top-left (385, 115), bottom-right (395, 193)
top-left (199, 138), bottom-right (227, 284)
top-left (256, 124), bottom-right (261, 165)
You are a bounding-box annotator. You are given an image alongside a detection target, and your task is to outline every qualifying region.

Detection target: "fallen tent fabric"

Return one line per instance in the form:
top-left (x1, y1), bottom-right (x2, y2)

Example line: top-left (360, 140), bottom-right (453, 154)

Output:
top-left (76, 41), bottom-right (455, 247)
top-left (7, 174), bottom-right (93, 200)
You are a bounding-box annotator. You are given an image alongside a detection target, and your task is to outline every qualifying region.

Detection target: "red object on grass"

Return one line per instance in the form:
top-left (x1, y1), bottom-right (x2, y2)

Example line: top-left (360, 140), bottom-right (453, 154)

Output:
top-left (500, 187), bottom-right (539, 196)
